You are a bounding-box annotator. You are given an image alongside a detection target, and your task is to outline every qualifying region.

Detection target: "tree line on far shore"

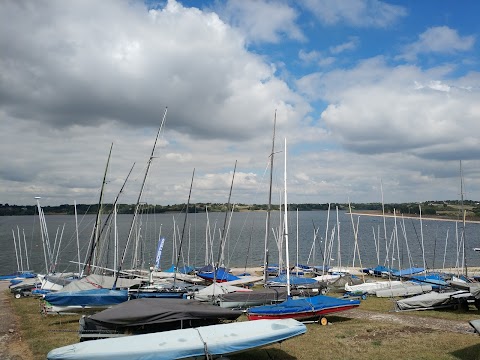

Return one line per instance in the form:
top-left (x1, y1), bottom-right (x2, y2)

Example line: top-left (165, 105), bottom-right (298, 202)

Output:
top-left (1, 200), bottom-right (479, 218)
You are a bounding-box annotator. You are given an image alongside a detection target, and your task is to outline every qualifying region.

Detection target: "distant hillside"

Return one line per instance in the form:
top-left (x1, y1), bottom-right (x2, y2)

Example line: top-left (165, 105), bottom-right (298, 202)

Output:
top-left (1, 200), bottom-right (479, 220)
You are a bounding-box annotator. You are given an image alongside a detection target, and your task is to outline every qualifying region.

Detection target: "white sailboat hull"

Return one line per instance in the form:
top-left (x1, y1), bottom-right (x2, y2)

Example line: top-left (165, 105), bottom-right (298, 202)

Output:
top-left (47, 318), bottom-right (306, 360)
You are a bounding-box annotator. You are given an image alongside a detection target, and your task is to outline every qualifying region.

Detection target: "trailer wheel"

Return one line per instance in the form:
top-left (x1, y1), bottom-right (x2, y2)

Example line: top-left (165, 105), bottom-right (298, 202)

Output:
top-left (15, 293), bottom-right (21, 299)
top-left (319, 317), bottom-right (328, 326)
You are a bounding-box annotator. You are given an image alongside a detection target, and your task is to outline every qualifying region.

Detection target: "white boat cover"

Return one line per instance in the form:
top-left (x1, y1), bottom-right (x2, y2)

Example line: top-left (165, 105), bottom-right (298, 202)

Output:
top-left (313, 274), bottom-right (340, 283)
top-left (47, 318), bottom-right (307, 360)
top-left (221, 276), bottom-right (264, 286)
top-left (193, 283), bottom-right (251, 302)
top-left (345, 281), bottom-right (403, 294)
top-left (374, 282), bottom-right (432, 298)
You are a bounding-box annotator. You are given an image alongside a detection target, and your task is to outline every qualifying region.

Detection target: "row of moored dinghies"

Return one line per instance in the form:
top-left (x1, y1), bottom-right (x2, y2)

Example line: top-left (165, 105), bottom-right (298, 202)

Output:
top-left (4, 111), bottom-right (480, 358)
top-left (4, 131), bottom-right (366, 359)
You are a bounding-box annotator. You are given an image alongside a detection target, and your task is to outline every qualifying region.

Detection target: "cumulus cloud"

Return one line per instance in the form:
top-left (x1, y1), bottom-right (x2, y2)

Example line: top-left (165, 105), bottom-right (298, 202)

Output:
top-left (301, 0), bottom-right (407, 27)
top-left (214, 0), bottom-right (305, 44)
top-left (329, 37), bottom-right (359, 54)
top-left (399, 26), bottom-right (475, 61)
top-left (296, 57), bottom-right (480, 163)
top-left (0, 0), bottom-right (312, 205)
top-left (298, 49), bottom-right (336, 67)
top-left (0, 0), bottom-right (308, 140)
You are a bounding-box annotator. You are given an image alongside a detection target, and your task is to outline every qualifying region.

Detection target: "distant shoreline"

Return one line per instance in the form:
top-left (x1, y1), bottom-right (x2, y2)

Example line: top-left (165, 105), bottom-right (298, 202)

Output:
top-left (348, 211), bottom-right (480, 224)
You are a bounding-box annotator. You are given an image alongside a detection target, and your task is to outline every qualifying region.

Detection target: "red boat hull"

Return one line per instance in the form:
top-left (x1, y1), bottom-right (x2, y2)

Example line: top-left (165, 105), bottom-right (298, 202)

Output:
top-left (247, 304), bottom-right (359, 321)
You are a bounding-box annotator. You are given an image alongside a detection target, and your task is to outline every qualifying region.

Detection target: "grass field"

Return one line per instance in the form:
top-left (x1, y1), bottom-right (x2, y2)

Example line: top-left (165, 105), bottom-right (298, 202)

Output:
top-left (7, 290), bottom-right (480, 360)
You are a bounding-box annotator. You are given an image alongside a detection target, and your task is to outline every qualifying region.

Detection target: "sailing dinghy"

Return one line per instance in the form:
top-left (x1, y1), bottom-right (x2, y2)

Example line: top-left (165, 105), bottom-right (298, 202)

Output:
top-left (247, 294), bottom-right (360, 321)
top-left (48, 318), bottom-right (306, 360)
top-left (247, 139), bottom-right (360, 323)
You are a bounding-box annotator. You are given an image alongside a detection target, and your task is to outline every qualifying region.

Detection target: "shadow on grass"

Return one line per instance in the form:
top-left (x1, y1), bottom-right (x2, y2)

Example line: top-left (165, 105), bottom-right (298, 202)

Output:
top-left (49, 318), bottom-right (80, 326)
top-left (450, 343), bottom-right (480, 360)
top-left (325, 315), bottom-right (356, 324)
top-left (231, 347), bottom-right (297, 360)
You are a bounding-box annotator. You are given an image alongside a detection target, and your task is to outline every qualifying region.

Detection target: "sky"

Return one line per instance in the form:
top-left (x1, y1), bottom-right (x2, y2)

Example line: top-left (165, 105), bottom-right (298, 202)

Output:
top-left (1, 0), bottom-right (480, 206)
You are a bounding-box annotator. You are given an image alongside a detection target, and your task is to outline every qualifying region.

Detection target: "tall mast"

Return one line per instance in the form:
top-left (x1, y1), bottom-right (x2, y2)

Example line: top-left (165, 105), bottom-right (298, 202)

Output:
top-left (264, 110), bottom-right (276, 283)
top-left (214, 161), bottom-right (236, 283)
top-left (460, 160), bottom-right (467, 276)
top-left (283, 138), bottom-right (291, 297)
top-left (83, 142), bottom-right (113, 276)
top-left (113, 107), bottom-right (168, 289)
top-left (173, 169), bottom-right (195, 286)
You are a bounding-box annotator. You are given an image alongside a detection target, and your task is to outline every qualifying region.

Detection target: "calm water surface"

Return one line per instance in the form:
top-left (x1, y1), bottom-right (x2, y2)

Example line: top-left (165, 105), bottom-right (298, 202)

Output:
top-left (0, 211), bottom-right (479, 275)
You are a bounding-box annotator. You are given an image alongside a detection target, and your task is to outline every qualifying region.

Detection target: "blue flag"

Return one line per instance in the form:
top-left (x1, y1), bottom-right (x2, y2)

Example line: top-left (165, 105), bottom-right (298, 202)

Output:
top-left (154, 236), bottom-right (166, 270)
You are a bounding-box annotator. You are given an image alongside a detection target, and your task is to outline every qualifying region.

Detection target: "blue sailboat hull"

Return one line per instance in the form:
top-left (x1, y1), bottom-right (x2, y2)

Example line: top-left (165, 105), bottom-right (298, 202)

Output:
top-left (247, 295), bottom-right (360, 321)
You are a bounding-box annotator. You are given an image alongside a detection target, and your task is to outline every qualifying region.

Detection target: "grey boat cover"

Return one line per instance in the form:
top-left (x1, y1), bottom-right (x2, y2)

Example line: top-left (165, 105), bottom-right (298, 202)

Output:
top-left (328, 274), bottom-right (363, 293)
top-left (218, 287), bottom-right (287, 304)
top-left (60, 274), bottom-right (142, 292)
top-left (448, 280), bottom-right (480, 299)
top-left (374, 282), bottom-right (432, 298)
top-left (82, 298), bottom-right (242, 333)
top-left (396, 290), bottom-right (467, 311)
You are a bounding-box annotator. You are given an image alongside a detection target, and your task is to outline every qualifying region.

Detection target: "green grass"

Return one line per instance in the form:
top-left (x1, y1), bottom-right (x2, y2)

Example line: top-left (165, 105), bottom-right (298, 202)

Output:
top-left (8, 290), bottom-right (480, 360)
top-left (8, 293), bottom-right (79, 360)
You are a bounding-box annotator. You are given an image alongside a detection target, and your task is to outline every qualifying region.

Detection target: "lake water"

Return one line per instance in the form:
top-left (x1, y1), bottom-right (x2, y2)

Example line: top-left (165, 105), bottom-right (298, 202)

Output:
top-left (1, 210), bottom-right (479, 275)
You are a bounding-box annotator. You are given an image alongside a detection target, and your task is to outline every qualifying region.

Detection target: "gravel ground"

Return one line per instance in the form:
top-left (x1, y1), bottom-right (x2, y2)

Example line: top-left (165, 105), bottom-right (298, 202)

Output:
top-left (0, 281), bottom-right (33, 360)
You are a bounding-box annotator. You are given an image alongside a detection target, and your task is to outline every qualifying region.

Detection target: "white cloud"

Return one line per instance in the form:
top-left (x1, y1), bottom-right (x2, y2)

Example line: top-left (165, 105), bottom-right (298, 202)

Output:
top-left (329, 37), bottom-right (359, 54)
top-left (296, 57), bottom-right (480, 163)
top-left (298, 49), bottom-right (336, 67)
top-left (400, 26), bottom-right (475, 61)
top-left (302, 0), bottom-right (407, 27)
top-left (215, 0), bottom-right (305, 44)
top-left (0, 0), bottom-right (312, 205)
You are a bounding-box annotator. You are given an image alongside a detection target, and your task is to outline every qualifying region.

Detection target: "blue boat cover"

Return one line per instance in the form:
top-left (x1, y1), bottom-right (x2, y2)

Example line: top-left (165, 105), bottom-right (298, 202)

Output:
top-left (198, 267), bottom-right (239, 282)
top-left (392, 267), bottom-right (425, 277)
top-left (313, 265), bottom-right (331, 272)
top-left (44, 289), bottom-right (128, 307)
top-left (409, 274), bottom-right (448, 288)
top-left (0, 271), bottom-right (36, 280)
top-left (248, 295), bottom-right (360, 316)
top-left (363, 265), bottom-right (398, 276)
top-left (267, 274), bottom-right (317, 286)
top-left (163, 265), bottom-right (194, 274)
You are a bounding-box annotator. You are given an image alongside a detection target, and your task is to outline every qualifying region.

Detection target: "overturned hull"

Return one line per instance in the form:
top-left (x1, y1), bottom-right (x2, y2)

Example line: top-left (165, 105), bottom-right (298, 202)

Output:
top-left (48, 319), bottom-right (306, 360)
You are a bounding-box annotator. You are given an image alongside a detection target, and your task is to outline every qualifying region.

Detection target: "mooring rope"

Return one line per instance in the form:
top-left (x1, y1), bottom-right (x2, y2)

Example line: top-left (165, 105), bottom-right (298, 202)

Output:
top-left (195, 328), bottom-right (211, 360)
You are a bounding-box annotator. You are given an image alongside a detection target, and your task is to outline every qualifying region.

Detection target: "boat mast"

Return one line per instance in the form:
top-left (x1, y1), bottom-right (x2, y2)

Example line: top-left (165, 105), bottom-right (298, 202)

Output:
top-left (322, 203), bottom-right (330, 276)
top-left (283, 138), bottom-right (291, 297)
top-left (22, 228), bottom-right (30, 271)
top-left (11, 229), bottom-right (20, 272)
top-left (264, 111), bottom-right (276, 283)
top-left (214, 161), bottom-right (236, 284)
top-left (173, 168), bottom-right (195, 286)
top-left (419, 204), bottom-right (427, 272)
top-left (460, 160), bottom-right (467, 277)
top-left (113, 107), bottom-right (168, 289)
top-left (35, 197), bottom-right (50, 274)
top-left (83, 142), bottom-right (113, 276)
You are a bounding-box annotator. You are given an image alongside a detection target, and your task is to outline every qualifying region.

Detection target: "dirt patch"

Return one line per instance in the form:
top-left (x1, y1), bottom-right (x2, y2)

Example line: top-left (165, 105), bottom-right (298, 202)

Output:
top-left (0, 281), bottom-right (34, 360)
top-left (354, 326), bottom-right (434, 342)
top-left (342, 308), bottom-right (475, 335)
